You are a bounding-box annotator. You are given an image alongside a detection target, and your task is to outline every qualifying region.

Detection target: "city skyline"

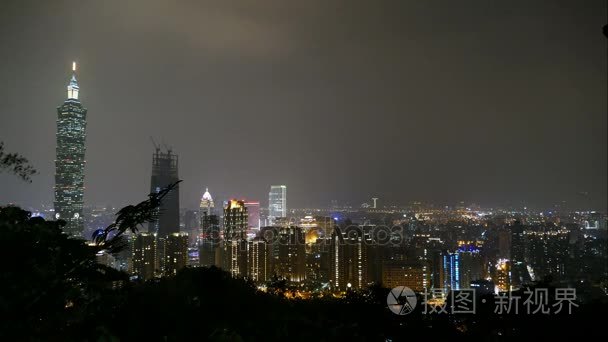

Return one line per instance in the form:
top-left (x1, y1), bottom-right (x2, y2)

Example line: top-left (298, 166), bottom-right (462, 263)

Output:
top-left (0, 2), bottom-right (607, 339)
top-left (1, 0), bottom-right (606, 211)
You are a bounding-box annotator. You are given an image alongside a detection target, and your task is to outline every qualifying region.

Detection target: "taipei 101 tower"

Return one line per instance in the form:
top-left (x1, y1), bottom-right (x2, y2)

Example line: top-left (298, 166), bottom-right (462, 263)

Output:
top-left (54, 62), bottom-right (88, 237)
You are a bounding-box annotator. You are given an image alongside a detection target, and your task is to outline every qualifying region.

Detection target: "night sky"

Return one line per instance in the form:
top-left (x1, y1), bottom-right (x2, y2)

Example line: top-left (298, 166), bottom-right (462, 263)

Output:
top-left (0, 0), bottom-right (606, 210)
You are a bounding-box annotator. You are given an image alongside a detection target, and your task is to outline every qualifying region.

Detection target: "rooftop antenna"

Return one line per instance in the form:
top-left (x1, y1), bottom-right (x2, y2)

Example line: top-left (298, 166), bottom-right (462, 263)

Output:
top-left (72, 61), bottom-right (77, 72)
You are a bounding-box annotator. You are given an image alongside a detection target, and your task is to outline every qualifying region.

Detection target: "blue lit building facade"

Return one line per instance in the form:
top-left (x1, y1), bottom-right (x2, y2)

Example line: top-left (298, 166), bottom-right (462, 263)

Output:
top-left (441, 245), bottom-right (485, 291)
top-left (442, 252), bottom-right (460, 291)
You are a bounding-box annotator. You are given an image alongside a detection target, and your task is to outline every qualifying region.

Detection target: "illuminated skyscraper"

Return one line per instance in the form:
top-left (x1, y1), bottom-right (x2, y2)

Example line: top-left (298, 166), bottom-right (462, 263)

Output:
top-left (148, 147), bottom-right (179, 237)
top-left (457, 245), bottom-right (484, 288)
top-left (244, 201), bottom-right (260, 230)
top-left (329, 226), bottom-right (372, 290)
top-left (224, 200), bottom-right (248, 240)
top-left (441, 251), bottom-right (460, 291)
top-left (131, 233), bottom-right (157, 281)
top-left (509, 221), bottom-right (530, 288)
top-left (199, 213), bottom-right (220, 267)
top-left (270, 226), bottom-right (306, 283)
top-left (163, 232), bottom-right (189, 276)
top-left (510, 221), bottom-right (525, 264)
top-left (442, 245), bottom-right (487, 291)
top-left (198, 187), bottom-right (219, 266)
top-left (54, 62), bottom-right (87, 237)
top-left (199, 187), bottom-right (215, 216)
top-left (494, 259), bottom-right (511, 292)
top-left (306, 235), bottom-right (331, 283)
top-left (329, 229), bottom-right (345, 290)
top-left (223, 200), bottom-right (248, 277)
top-left (268, 185), bottom-right (287, 222)
top-left (382, 262), bottom-right (430, 292)
top-left (248, 237), bottom-right (269, 282)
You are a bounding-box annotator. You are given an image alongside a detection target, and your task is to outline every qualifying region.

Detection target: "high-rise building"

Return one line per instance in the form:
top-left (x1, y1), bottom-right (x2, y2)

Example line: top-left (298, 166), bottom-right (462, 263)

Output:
top-left (184, 209), bottom-right (198, 245)
top-left (244, 201), bottom-right (260, 230)
top-left (457, 245), bottom-right (484, 288)
top-left (54, 62), bottom-right (87, 237)
top-left (302, 216), bottom-right (337, 285)
top-left (329, 226), bottom-right (373, 290)
top-left (149, 147), bottom-right (179, 237)
top-left (382, 262), bottom-right (430, 292)
top-left (270, 226), bottom-right (306, 282)
top-left (509, 221), bottom-right (530, 288)
top-left (163, 232), bottom-right (188, 276)
top-left (223, 200), bottom-right (248, 277)
top-left (131, 233), bottom-right (157, 281)
top-left (199, 213), bottom-right (220, 267)
top-left (329, 229), bottom-right (345, 290)
top-left (199, 187), bottom-right (215, 216)
top-left (494, 259), bottom-right (511, 292)
top-left (268, 185), bottom-right (287, 222)
top-left (198, 187), bottom-right (218, 267)
top-left (441, 251), bottom-right (460, 291)
top-left (420, 237), bottom-right (446, 290)
top-left (306, 236), bottom-right (331, 283)
top-left (497, 228), bottom-right (511, 260)
top-left (510, 221), bottom-right (525, 264)
top-left (224, 239), bottom-right (248, 278)
top-left (248, 237), bottom-right (269, 282)
top-left (224, 200), bottom-right (248, 240)
top-left (525, 230), bottom-right (569, 281)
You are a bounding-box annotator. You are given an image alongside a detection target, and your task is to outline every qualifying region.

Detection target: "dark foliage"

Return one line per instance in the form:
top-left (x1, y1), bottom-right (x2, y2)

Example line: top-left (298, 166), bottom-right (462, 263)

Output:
top-left (92, 180), bottom-right (181, 253)
top-left (0, 206), bottom-right (128, 340)
top-left (0, 141), bottom-right (37, 182)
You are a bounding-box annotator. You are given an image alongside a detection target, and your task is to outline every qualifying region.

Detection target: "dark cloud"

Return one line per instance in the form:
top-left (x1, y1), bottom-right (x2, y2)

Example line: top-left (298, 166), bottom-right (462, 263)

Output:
top-left (0, 0), bottom-right (606, 210)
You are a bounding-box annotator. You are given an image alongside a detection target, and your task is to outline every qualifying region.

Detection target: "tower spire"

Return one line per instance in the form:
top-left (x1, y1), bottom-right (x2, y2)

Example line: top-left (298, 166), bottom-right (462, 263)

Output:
top-left (67, 61), bottom-right (80, 100)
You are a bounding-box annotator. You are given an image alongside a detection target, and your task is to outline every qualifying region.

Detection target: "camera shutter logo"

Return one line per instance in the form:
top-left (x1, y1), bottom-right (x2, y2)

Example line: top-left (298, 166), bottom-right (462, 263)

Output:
top-left (387, 286), bottom-right (417, 315)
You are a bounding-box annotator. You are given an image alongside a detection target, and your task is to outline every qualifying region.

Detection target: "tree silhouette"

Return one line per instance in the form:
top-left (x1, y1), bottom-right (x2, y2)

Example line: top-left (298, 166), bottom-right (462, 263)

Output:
top-left (0, 180), bottom-right (181, 339)
top-left (92, 180), bottom-right (181, 253)
top-left (0, 206), bottom-right (127, 339)
top-left (0, 141), bottom-right (37, 182)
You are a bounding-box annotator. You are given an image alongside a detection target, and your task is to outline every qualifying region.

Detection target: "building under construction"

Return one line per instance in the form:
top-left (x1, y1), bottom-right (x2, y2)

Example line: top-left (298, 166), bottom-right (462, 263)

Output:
top-left (148, 146), bottom-right (180, 238)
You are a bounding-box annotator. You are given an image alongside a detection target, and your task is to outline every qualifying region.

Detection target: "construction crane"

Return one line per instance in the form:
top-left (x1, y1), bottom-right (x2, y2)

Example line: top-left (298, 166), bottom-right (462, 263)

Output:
top-left (150, 136), bottom-right (160, 153)
top-left (162, 140), bottom-right (172, 155)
